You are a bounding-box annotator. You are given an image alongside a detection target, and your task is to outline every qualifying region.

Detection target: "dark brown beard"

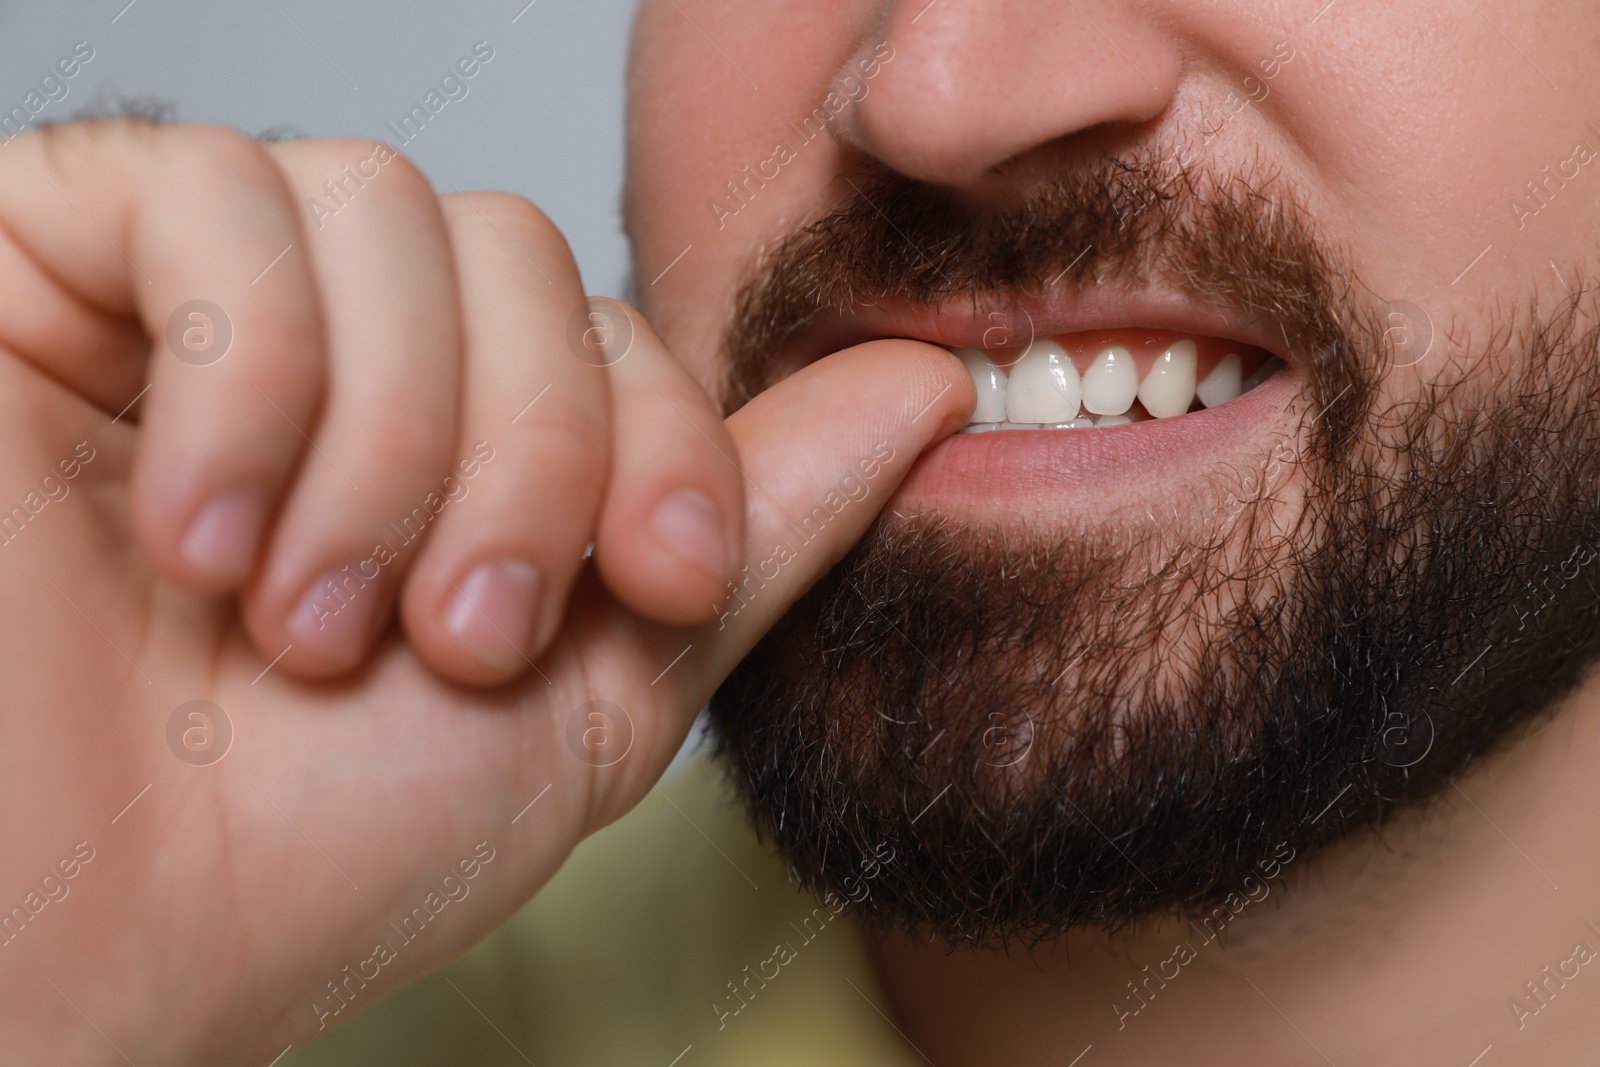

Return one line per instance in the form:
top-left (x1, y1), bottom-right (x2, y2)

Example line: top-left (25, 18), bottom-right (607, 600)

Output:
top-left (708, 154), bottom-right (1600, 945)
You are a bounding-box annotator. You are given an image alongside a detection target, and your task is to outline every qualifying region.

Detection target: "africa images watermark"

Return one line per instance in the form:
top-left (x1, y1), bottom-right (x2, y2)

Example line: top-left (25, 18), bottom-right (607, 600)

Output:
top-left (0, 40), bottom-right (96, 145)
top-left (1110, 841), bottom-right (1298, 1030)
top-left (166, 699), bottom-right (233, 767)
top-left (710, 841), bottom-right (897, 1030)
top-left (1510, 536), bottom-right (1600, 632)
top-left (1174, 39), bottom-right (1295, 168)
top-left (1507, 921), bottom-right (1600, 1031)
top-left (1506, 119), bottom-right (1600, 231)
top-left (565, 698), bottom-right (634, 768)
top-left (715, 440), bottom-right (897, 630)
top-left (0, 840), bottom-right (96, 949)
top-left (304, 140), bottom-right (403, 231)
top-left (707, 41), bottom-right (895, 231)
top-left (310, 840), bottom-right (498, 1030)
top-left (381, 40), bottom-right (496, 148)
top-left (303, 442), bottom-right (496, 632)
top-left (305, 39), bottom-right (499, 230)
top-left (0, 441), bottom-right (98, 548)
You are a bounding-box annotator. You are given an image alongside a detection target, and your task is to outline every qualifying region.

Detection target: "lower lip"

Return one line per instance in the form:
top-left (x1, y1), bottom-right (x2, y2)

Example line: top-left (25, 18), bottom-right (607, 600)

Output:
top-left (890, 366), bottom-right (1299, 515)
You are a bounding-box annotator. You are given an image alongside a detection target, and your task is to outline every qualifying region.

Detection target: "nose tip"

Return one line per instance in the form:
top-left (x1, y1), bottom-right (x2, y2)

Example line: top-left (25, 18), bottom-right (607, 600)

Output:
top-left (835, 0), bottom-right (1179, 187)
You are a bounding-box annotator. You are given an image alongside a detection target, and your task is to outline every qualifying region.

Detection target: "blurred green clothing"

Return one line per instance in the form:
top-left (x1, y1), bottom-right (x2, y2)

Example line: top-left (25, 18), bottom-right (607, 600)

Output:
top-left (300, 754), bottom-right (921, 1067)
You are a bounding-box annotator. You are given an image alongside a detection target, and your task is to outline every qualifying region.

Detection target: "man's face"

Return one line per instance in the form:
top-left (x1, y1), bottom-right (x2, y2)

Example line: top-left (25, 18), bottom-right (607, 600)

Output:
top-left (624, 0), bottom-right (1600, 941)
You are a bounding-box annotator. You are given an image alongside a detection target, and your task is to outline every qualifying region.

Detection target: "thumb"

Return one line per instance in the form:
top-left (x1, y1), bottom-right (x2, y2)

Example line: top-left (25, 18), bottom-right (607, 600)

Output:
top-left (687, 338), bottom-right (974, 700)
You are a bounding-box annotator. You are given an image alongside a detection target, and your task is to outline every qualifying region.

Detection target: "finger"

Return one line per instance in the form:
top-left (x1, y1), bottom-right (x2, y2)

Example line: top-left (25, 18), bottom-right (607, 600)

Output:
top-left (0, 123), bottom-right (325, 590)
top-left (566, 339), bottom-right (970, 832)
top-left (694, 340), bottom-right (973, 694)
top-left (241, 140), bottom-right (461, 677)
top-left (400, 192), bottom-right (605, 685)
top-left (589, 305), bottom-right (746, 627)
top-left (0, 226), bottom-right (146, 415)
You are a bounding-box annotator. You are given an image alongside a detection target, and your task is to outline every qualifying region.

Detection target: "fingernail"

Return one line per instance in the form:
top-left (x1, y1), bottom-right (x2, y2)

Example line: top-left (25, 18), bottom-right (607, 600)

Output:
top-left (444, 560), bottom-right (542, 670)
top-left (287, 564), bottom-right (382, 663)
top-left (181, 486), bottom-right (267, 581)
top-left (650, 489), bottom-right (732, 579)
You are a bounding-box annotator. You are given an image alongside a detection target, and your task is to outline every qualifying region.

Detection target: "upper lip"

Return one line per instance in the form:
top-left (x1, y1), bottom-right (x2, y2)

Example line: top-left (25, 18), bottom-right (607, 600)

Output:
top-left (774, 283), bottom-right (1292, 379)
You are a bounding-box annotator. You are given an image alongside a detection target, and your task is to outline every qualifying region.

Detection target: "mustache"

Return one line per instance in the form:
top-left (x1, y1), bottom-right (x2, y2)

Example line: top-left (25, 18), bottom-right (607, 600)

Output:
top-left (722, 152), bottom-right (1362, 414)
top-left (711, 162), bottom-right (1600, 939)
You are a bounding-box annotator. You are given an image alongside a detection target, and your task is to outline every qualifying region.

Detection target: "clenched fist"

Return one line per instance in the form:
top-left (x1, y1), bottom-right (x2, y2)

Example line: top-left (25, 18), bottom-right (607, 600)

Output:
top-left (0, 120), bottom-right (970, 1065)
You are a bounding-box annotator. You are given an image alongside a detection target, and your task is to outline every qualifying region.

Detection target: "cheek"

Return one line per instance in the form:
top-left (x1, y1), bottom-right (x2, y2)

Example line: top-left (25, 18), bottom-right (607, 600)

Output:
top-left (628, 0), bottom-right (870, 391)
top-left (1265, 0), bottom-right (1600, 312)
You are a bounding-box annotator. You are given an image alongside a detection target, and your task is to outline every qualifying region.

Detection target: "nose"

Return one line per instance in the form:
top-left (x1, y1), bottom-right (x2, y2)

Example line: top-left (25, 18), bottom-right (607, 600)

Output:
top-left (838, 0), bottom-right (1181, 186)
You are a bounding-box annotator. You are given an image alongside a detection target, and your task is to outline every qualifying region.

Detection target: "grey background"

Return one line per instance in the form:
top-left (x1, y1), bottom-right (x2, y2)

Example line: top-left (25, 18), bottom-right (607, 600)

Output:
top-left (0, 0), bottom-right (637, 297)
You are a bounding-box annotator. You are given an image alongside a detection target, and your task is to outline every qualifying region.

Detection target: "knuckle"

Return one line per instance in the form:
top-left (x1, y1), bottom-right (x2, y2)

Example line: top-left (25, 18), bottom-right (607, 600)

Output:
top-left (443, 191), bottom-right (575, 261)
top-left (157, 123), bottom-right (284, 198)
top-left (358, 144), bottom-right (432, 201)
top-left (266, 135), bottom-right (390, 176)
top-left (24, 121), bottom-right (281, 205)
top-left (26, 114), bottom-right (166, 174)
top-left (299, 140), bottom-right (428, 197)
top-left (265, 137), bottom-right (436, 221)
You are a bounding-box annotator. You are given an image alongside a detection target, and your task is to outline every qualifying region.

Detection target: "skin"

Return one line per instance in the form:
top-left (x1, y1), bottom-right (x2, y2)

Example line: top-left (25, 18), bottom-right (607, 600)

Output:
top-left (0, 123), bottom-right (970, 1061)
top-left (625, 0), bottom-right (1600, 1064)
top-left (0, 1), bottom-right (1596, 1065)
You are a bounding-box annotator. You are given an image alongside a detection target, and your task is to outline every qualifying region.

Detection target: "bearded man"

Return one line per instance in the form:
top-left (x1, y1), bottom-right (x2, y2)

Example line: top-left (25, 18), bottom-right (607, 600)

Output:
top-left (1, 2), bottom-right (1596, 1064)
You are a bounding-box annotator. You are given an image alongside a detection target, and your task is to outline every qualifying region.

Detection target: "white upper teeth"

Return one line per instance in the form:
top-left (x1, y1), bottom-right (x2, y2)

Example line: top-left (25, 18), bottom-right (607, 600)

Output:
top-left (955, 347), bottom-right (1008, 423)
top-left (1005, 341), bottom-right (1081, 424)
top-left (1136, 339), bottom-right (1198, 419)
top-left (1081, 345), bottom-right (1138, 415)
top-left (955, 338), bottom-right (1278, 432)
top-left (1195, 352), bottom-right (1242, 409)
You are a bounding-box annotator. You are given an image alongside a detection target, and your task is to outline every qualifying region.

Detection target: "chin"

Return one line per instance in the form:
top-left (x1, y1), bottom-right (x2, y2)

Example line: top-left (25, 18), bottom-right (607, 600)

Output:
top-left (711, 308), bottom-right (1600, 947)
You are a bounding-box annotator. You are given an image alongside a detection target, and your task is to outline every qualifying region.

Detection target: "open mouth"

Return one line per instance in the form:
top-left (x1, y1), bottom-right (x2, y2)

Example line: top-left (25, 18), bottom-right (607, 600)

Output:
top-left (954, 330), bottom-right (1284, 432)
top-left (736, 288), bottom-right (1304, 516)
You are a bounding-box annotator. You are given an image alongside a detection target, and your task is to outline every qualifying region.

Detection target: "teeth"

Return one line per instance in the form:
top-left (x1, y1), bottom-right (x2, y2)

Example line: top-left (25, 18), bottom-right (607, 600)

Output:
top-left (1006, 341), bottom-right (1081, 424)
top-left (1241, 356), bottom-right (1284, 393)
top-left (955, 338), bottom-right (1276, 431)
top-left (1196, 356), bottom-right (1241, 412)
top-left (1136, 339), bottom-right (1197, 419)
top-left (955, 347), bottom-right (1009, 424)
top-left (1195, 352), bottom-right (1242, 409)
top-left (1081, 346), bottom-right (1138, 415)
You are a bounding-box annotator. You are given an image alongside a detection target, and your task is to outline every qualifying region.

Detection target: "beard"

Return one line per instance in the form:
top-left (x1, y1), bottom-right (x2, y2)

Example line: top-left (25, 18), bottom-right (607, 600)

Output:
top-left (706, 154), bottom-right (1600, 946)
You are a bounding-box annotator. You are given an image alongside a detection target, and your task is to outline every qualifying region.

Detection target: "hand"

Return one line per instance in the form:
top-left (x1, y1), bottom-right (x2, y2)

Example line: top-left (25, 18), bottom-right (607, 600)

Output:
top-left (0, 121), bottom-right (972, 1064)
